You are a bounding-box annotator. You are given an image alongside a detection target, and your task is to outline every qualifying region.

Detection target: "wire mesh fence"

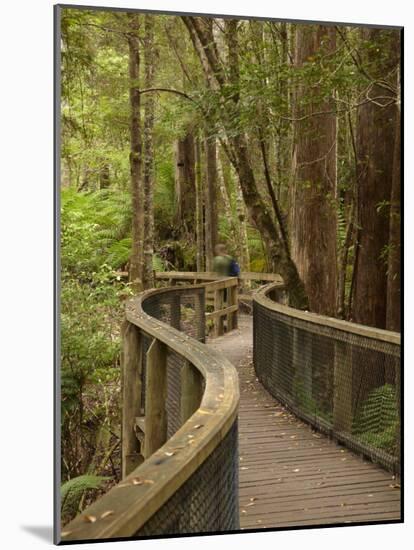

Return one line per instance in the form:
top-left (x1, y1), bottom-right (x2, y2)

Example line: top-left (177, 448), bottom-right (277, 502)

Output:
top-left (253, 289), bottom-right (401, 473)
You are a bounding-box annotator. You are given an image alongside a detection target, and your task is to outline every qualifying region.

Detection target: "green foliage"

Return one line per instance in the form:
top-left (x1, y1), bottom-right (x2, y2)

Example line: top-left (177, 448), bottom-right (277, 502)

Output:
top-left (61, 186), bottom-right (131, 480)
top-left (62, 187), bottom-right (132, 273)
top-left (353, 384), bottom-right (398, 454)
top-left (61, 474), bottom-right (108, 523)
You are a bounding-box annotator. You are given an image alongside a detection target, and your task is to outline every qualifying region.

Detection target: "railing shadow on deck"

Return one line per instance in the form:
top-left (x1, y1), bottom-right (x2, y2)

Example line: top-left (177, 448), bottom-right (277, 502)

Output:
top-left (253, 282), bottom-right (401, 475)
top-left (60, 282), bottom-right (240, 542)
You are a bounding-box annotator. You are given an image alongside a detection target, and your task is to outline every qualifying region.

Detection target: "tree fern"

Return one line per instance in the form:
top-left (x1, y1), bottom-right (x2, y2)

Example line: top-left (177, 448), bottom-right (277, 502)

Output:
top-left (353, 384), bottom-right (398, 453)
top-left (61, 474), bottom-right (108, 522)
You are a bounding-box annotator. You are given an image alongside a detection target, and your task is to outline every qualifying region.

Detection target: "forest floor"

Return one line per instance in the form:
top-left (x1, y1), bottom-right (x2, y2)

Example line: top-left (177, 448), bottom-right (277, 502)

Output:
top-left (207, 315), bottom-right (401, 529)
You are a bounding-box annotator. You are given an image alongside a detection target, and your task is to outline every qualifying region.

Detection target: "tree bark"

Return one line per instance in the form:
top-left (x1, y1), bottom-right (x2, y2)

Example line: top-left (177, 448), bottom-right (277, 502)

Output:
top-left (204, 134), bottom-right (218, 270)
top-left (175, 132), bottom-right (196, 238)
top-left (352, 29), bottom-right (399, 328)
top-left (127, 14), bottom-right (144, 293)
top-left (290, 25), bottom-right (338, 316)
top-left (142, 15), bottom-right (156, 290)
top-left (195, 135), bottom-right (205, 272)
top-left (386, 67), bottom-right (401, 332)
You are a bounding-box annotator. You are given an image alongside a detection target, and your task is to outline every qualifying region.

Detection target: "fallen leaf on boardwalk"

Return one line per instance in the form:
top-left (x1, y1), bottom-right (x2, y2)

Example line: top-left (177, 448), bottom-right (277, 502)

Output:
top-left (368, 494), bottom-right (374, 497)
top-left (290, 435), bottom-right (297, 439)
top-left (241, 466), bottom-right (249, 470)
top-left (341, 503), bottom-right (347, 507)
top-left (61, 531), bottom-right (72, 537)
top-left (274, 412), bottom-right (283, 417)
top-left (187, 434), bottom-right (195, 439)
top-left (341, 458), bottom-right (347, 461)
top-left (249, 497), bottom-right (257, 502)
top-left (132, 477), bottom-right (145, 485)
top-left (101, 511), bottom-right (115, 519)
top-left (194, 424), bottom-right (204, 429)
top-left (119, 477), bottom-right (154, 487)
top-left (257, 519), bottom-right (262, 524)
top-left (246, 502), bottom-right (255, 507)
top-left (293, 468), bottom-right (300, 472)
top-left (241, 509), bottom-right (247, 514)
top-left (83, 515), bottom-right (97, 523)
top-left (390, 483), bottom-right (401, 489)
top-left (165, 451), bottom-right (176, 457)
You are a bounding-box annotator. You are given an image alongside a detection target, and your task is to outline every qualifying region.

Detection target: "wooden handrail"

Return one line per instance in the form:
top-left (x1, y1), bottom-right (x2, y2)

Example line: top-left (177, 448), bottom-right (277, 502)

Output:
top-left (253, 282), bottom-right (401, 472)
top-left (60, 284), bottom-right (239, 541)
top-left (155, 271), bottom-right (283, 283)
top-left (255, 282), bottom-right (400, 347)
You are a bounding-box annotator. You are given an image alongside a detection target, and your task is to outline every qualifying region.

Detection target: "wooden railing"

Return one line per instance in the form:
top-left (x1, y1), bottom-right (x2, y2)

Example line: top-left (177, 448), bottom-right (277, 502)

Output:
top-left (60, 282), bottom-right (240, 542)
top-left (253, 282), bottom-right (401, 473)
top-left (155, 271), bottom-right (282, 323)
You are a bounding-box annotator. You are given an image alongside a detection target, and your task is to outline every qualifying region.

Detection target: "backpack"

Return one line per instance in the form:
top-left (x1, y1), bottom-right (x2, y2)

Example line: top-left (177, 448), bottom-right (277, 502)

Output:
top-left (229, 258), bottom-right (241, 277)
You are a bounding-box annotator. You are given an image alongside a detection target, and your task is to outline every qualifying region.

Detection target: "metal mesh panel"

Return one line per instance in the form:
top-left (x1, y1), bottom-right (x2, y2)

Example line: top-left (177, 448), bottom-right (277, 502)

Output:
top-left (141, 288), bottom-right (206, 438)
top-left (143, 288), bottom-right (206, 342)
top-left (137, 421), bottom-right (239, 536)
top-left (253, 299), bottom-right (401, 473)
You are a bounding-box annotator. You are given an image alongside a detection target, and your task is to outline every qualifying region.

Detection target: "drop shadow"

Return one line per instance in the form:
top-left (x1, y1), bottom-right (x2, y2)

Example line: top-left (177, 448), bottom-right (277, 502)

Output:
top-left (21, 525), bottom-right (53, 543)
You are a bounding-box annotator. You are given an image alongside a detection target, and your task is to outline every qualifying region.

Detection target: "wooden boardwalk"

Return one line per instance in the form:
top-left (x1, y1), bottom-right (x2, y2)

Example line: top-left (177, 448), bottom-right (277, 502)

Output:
top-left (208, 315), bottom-right (401, 530)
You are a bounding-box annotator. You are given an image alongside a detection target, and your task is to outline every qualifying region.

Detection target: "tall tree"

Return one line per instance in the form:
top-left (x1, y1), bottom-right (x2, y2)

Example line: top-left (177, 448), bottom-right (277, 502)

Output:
top-left (195, 134), bottom-right (205, 271)
top-left (204, 134), bottom-right (218, 270)
top-left (290, 25), bottom-right (338, 316)
top-left (174, 131), bottom-right (196, 238)
top-left (142, 15), bottom-right (156, 289)
top-left (183, 16), bottom-right (309, 309)
top-left (127, 13), bottom-right (144, 292)
top-left (351, 29), bottom-right (399, 328)
top-left (386, 64), bottom-right (401, 332)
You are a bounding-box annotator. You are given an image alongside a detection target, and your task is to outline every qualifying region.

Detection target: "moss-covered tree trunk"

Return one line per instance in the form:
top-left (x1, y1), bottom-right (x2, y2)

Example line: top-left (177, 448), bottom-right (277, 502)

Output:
top-left (127, 14), bottom-right (144, 293)
top-left (142, 15), bottom-right (156, 289)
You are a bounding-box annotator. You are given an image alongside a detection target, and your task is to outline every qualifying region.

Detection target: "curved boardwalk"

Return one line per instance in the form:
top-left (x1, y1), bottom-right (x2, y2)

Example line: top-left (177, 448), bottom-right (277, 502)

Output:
top-left (208, 315), bottom-right (401, 530)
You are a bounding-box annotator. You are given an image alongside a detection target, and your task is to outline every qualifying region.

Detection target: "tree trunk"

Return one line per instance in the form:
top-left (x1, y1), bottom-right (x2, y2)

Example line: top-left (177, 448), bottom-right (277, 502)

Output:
top-left (175, 132), bottom-right (196, 238)
top-left (386, 67), bottom-right (401, 332)
top-left (290, 25), bottom-right (338, 316)
top-left (142, 15), bottom-right (156, 290)
top-left (127, 14), bottom-right (144, 293)
top-left (217, 147), bottom-right (240, 256)
top-left (352, 29), bottom-right (399, 328)
top-left (195, 135), bottom-right (205, 272)
top-left (204, 134), bottom-right (218, 271)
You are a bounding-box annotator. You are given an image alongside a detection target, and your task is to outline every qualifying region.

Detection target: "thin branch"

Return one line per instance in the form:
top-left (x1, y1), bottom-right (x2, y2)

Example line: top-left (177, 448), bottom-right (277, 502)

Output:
top-left (139, 87), bottom-right (197, 104)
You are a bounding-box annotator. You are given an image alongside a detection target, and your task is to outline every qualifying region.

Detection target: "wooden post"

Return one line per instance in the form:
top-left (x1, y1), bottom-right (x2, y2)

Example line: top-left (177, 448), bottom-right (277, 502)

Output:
top-left (227, 281), bottom-right (238, 331)
top-left (181, 361), bottom-right (203, 423)
top-left (122, 321), bottom-right (143, 478)
top-left (194, 290), bottom-right (206, 342)
top-left (144, 339), bottom-right (168, 458)
top-left (214, 288), bottom-right (224, 337)
top-left (333, 340), bottom-right (353, 433)
top-left (170, 293), bottom-right (181, 330)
